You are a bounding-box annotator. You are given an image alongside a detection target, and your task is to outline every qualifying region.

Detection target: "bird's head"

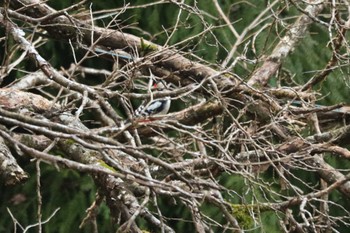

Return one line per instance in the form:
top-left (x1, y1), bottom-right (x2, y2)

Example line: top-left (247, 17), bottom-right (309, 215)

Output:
top-left (153, 81), bottom-right (166, 91)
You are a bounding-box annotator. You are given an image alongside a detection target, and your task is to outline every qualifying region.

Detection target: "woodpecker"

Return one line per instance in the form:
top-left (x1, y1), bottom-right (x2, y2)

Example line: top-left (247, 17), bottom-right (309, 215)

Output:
top-left (134, 81), bottom-right (171, 118)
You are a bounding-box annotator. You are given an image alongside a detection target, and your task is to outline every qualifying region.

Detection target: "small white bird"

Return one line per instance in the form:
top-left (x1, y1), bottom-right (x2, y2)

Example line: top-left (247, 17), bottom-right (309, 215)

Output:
top-left (134, 81), bottom-right (171, 118)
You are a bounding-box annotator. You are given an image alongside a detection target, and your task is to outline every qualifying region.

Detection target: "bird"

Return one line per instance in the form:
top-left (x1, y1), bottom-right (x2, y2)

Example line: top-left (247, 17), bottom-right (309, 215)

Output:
top-left (134, 81), bottom-right (171, 119)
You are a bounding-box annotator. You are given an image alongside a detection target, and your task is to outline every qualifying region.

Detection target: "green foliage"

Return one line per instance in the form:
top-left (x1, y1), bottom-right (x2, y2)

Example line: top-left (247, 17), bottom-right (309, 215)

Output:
top-left (258, 211), bottom-right (281, 233)
top-left (218, 172), bottom-right (283, 231)
top-left (150, 196), bottom-right (193, 232)
top-left (0, 163), bottom-right (112, 233)
top-left (319, 70), bottom-right (349, 104)
top-left (284, 34), bottom-right (330, 84)
top-left (231, 204), bottom-right (281, 232)
top-left (231, 204), bottom-right (254, 229)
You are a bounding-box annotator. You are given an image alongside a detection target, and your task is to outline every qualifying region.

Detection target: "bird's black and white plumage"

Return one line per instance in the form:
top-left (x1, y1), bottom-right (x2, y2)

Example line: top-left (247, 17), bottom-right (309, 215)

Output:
top-left (135, 96), bottom-right (171, 117)
top-left (134, 81), bottom-right (171, 118)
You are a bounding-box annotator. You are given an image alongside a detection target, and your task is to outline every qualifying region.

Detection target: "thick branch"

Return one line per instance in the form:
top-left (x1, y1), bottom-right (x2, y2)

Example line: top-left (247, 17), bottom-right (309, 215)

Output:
top-left (0, 135), bottom-right (28, 185)
top-left (247, 2), bottom-right (325, 87)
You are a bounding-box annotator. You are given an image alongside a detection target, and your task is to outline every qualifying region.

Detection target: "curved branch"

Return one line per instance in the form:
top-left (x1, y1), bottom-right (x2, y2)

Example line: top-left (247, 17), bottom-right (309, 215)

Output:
top-left (247, 2), bottom-right (325, 87)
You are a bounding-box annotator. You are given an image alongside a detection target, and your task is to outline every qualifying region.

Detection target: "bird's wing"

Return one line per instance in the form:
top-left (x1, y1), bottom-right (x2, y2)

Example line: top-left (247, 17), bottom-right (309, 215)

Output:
top-left (143, 100), bottom-right (163, 115)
